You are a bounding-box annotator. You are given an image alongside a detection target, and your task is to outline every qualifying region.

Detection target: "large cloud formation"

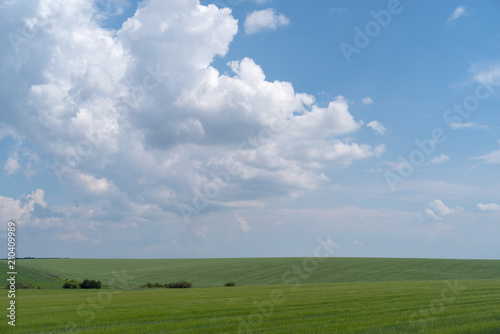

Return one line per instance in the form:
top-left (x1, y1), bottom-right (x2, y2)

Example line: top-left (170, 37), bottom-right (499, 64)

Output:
top-left (0, 0), bottom-right (384, 228)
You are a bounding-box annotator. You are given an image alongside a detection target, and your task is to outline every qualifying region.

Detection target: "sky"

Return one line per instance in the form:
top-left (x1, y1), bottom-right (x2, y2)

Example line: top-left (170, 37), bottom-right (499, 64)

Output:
top-left (0, 0), bottom-right (499, 259)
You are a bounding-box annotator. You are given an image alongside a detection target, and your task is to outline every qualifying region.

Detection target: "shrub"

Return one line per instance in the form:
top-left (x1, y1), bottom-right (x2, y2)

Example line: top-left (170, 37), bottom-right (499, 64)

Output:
top-left (63, 282), bottom-right (78, 289)
top-left (225, 282), bottom-right (236, 287)
top-left (79, 279), bottom-right (102, 289)
top-left (169, 281), bottom-right (192, 288)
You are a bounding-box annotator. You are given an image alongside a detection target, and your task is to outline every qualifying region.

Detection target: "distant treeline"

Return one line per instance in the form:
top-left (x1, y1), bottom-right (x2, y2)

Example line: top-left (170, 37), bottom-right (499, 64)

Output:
top-left (0, 257), bottom-right (70, 260)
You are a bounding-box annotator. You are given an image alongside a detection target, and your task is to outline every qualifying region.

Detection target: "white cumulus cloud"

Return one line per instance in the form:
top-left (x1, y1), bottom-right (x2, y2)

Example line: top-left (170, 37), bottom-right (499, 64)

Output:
top-left (244, 8), bottom-right (289, 34)
top-left (0, 0), bottom-right (386, 232)
top-left (0, 189), bottom-right (47, 225)
top-left (425, 199), bottom-right (463, 220)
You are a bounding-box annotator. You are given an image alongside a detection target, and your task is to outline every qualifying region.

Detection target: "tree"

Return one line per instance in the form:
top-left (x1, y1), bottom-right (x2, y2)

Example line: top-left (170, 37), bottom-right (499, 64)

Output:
top-left (79, 279), bottom-right (102, 289)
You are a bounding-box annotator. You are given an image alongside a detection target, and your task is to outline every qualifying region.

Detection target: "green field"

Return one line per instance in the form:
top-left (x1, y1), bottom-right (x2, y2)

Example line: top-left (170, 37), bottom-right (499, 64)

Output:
top-left (2, 280), bottom-right (500, 333)
top-left (1, 258), bottom-right (500, 333)
top-left (5, 257), bottom-right (500, 288)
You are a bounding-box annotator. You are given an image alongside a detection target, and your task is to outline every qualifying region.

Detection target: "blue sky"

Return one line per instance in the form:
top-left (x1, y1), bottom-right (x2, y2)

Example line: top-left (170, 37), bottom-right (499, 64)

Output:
top-left (1, 0), bottom-right (499, 259)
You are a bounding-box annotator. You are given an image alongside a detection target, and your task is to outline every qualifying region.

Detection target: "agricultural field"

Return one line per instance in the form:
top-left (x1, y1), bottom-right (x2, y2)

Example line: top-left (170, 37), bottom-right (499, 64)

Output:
top-left (5, 257), bottom-right (500, 288)
top-left (1, 258), bottom-right (500, 333)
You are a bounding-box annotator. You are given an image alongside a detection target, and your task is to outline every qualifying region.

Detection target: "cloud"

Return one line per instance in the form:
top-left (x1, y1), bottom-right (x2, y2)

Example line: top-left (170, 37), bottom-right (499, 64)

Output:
top-left (4, 153), bottom-right (21, 175)
top-left (384, 153), bottom-right (447, 171)
top-left (244, 8), bottom-right (289, 34)
top-left (449, 122), bottom-right (489, 130)
top-left (367, 120), bottom-right (387, 135)
top-left (236, 216), bottom-right (250, 233)
top-left (448, 6), bottom-right (466, 21)
top-left (473, 64), bottom-right (500, 91)
top-left (330, 7), bottom-right (348, 13)
top-left (361, 97), bottom-right (374, 105)
top-left (476, 203), bottom-right (500, 212)
top-left (428, 154), bottom-right (449, 165)
top-left (325, 236), bottom-right (340, 249)
top-left (0, 0), bottom-right (385, 236)
top-left (473, 150), bottom-right (500, 164)
top-left (352, 240), bottom-right (363, 245)
top-left (0, 189), bottom-right (47, 225)
top-left (425, 199), bottom-right (463, 220)
top-left (94, 0), bottom-right (130, 20)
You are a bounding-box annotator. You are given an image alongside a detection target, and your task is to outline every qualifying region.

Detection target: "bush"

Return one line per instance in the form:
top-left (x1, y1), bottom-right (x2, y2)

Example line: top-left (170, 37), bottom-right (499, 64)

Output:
top-left (169, 280), bottom-right (192, 288)
top-left (224, 282), bottom-right (236, 287)
top-left (141, 282), bottom-right (165, 288)
top-left (79, 279), bottom-right (101, 289)
top-left (63, 282), bottom-right (78, 289)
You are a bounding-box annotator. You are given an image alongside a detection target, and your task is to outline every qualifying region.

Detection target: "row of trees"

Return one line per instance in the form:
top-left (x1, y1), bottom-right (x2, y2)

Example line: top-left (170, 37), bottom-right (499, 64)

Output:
top-left (62, 279), bottom-right (236, 289)
top-left (63, 279), bottom-right (101, 289)
top-left (141, 281), bottom-right (193, 289)
top-left (140, 281), bottom-right (236, 288)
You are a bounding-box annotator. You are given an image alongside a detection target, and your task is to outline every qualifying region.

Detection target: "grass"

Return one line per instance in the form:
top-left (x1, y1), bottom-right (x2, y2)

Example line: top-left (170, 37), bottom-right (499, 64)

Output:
top-left (5, 257), bottom-right (500, 288)
top-left (1, 280), bottom-right (499, 333)
top-left (0, 261), bottom-right (63, 288)
top-left (2, 258), bottom-right (499, 333)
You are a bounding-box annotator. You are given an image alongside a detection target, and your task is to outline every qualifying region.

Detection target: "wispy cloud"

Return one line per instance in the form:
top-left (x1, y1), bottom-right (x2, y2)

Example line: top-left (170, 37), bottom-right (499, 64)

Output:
top-left (236, 216), bottom-right (250, 233)
top-left (427, 154), bottom-right (450, 165)
top-left (330, 7), bottom-right (348, 13)
top-left (362, 97), bottom-right (374, 105)
top-left (476, 203), bottom-right (500, 212)
top-left (473, 150), bottom-right (500, 164)
top-left (449, 122), bottom-right (489, 130)
top-left (367, 120), bottom-right (387, 135)
top-left (448, 6), bottom-right (466, 21)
